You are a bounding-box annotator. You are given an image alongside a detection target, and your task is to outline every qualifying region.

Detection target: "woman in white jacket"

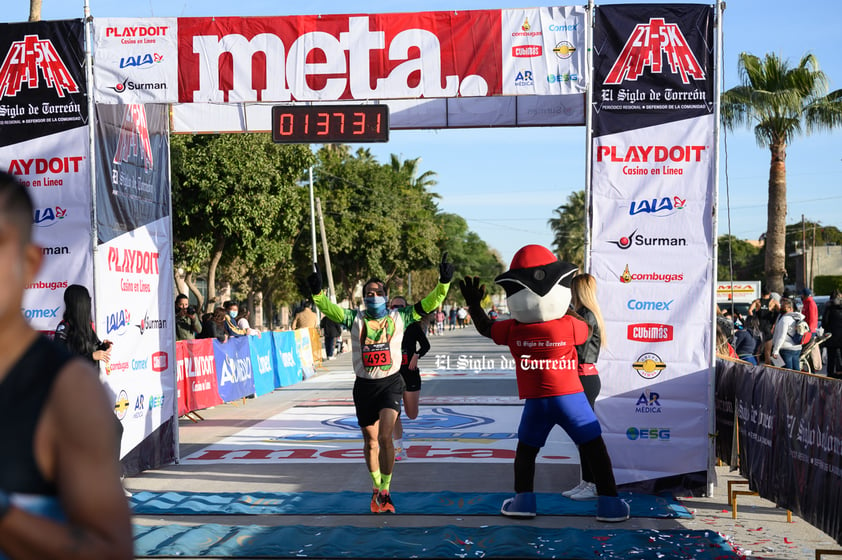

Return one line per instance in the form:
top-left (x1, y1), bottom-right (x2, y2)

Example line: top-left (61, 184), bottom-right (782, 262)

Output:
top-left (770, 298), bottom-right (806, 370)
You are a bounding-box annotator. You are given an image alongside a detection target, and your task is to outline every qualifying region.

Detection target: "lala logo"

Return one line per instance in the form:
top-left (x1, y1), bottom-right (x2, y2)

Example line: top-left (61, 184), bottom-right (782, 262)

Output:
top-left (33, 206), bottom-right (67, 227)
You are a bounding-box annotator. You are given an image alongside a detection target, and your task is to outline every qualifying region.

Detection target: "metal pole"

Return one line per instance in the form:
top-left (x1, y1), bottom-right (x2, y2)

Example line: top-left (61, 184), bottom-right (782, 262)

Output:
top-left (308, 167), bottom-right (317, 271)
top-left (583, 0), bottom-right (595, 273)
top-left (708, 0), bottom-right (725, 498)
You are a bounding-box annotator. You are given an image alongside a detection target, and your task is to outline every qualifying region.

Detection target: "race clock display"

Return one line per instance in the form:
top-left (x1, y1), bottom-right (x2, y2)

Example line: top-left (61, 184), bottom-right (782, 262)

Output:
top-left (271, 105), bottom-right (389, 144)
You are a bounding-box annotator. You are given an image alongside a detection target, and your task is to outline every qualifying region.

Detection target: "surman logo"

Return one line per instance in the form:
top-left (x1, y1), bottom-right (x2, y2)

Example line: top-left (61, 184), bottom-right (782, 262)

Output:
top-left (604, 18), bottom-right (705, 85)
top-left (0, 35), bottom-right (79, 98)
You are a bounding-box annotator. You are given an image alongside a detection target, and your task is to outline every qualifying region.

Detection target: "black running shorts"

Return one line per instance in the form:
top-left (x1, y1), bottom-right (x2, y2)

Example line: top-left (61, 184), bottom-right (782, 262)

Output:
top-left (352, 374), bottom-right (405, 427)
top-left (399, 367), bottom-right (422, 392)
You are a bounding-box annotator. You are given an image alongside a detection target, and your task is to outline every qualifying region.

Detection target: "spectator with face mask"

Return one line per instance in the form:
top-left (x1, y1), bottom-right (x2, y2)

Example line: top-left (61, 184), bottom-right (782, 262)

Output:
top-left (175, 294), bottom-right (202, 341)
top-left (222, 300), bottom-right (248, 338)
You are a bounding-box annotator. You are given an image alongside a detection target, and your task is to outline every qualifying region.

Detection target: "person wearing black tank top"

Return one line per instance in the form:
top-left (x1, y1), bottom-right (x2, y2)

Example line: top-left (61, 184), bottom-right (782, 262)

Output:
top-left (0, 172), bottom-right (132, 559)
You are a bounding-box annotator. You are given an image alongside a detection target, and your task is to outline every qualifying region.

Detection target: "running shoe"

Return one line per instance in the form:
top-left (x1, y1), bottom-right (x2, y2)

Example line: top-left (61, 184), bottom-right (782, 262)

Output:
top-left (561, 480), bottom-right (588, 498)
top-left (377, 490), bottom-right (396, 513)
top-left (395, 447), bottom-right (408, 461)
top-left (370, 489), bottom-right (381, 513)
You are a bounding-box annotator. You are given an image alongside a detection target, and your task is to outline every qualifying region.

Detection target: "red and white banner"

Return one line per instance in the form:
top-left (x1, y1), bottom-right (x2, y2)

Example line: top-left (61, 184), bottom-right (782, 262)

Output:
top-left (176, 338), bottom-right (222, 416)
top-left (91, 8), bottom-right (587, 131)
top-left (589, 5), bottom-right (716, 486)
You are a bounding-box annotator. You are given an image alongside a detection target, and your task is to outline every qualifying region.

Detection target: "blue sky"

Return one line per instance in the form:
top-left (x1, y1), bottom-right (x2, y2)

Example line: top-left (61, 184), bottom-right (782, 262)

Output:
top-left (7, 1), bottom-right (842, 266)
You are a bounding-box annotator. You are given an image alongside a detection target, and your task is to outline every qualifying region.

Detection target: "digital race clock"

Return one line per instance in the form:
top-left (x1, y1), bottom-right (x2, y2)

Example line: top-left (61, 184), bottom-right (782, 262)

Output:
top-left (271, 105), bottom-right (389, 144)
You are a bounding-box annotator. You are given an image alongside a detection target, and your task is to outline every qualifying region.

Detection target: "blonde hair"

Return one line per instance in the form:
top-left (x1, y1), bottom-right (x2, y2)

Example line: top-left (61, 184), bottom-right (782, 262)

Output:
top-left (571, 273), bottom-right (607, 348)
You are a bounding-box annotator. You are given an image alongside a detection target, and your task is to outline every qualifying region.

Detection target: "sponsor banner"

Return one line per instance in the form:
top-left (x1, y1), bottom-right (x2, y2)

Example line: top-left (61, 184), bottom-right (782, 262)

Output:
top-left (716, 281), bottom-right (761, 304)
top-left (0, 20), bottom-right (88, 146)
top-left (591, 4), bottom-right (714, 136)
top-left (176, 338), bottom-right (222, 416)
top-left (96, 218), bottom-right (175, 462)
top-left (92, 9), bottom-right (586, 107)
top-left (92, 18), bottom-right (179, 104)
top-left (294, 328), bottom-right (316, 380)
top-left (718, 359), bottom-right (842, 544)
top-left (249, 333), bottom-right (277, 397)
top-left (272, 331), bottom-right (303, 387)
top-left (500, 7), bottom-right (586, 96)
top-left (589, 4), bottom-right (715, 485)
top-left (8, 127), bottom-right (94, 331)
top-left (94, 103), bottom-right (171, 243)
top-left (182, 405), bottom-right (577, 464)
top-left (213, 335), bottom-right (255, 402)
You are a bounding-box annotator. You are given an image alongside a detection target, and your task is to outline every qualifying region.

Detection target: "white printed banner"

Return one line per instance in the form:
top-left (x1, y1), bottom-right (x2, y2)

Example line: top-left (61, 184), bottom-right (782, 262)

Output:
top-left (96, 218), bottom-right (176, 460)
top-left (589, 4), bottom-right (716, 486)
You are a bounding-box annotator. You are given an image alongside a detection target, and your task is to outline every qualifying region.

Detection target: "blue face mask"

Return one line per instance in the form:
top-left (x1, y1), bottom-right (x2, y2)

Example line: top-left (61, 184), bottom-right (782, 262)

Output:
top-left (364, 296), bottom-right (388, 318)
top-left (229, 311), bottom-right (237, 320)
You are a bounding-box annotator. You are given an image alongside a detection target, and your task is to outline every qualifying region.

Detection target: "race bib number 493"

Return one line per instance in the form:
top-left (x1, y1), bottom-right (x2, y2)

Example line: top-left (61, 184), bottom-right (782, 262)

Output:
top-left (362, 342), bottom-right (392, 368)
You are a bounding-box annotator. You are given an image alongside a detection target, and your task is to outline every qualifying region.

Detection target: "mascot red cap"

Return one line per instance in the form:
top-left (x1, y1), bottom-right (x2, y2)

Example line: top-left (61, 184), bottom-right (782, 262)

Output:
top-left (495, 244), bottom-right (578, 324)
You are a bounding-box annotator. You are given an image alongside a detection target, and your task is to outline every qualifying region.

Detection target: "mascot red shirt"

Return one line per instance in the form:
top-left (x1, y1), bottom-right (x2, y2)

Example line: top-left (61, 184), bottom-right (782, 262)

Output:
top-left (492, 317), bottom-right (588, 398)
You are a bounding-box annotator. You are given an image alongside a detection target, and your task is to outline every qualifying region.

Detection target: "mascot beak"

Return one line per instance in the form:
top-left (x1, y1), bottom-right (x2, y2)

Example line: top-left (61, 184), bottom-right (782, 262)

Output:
top-left (495, 260), bottom-right (578, 297)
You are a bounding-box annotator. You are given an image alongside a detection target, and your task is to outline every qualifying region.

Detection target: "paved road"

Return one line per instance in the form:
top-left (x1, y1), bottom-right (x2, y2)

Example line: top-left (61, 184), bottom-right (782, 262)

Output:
top-left (127, 328), bottom-right (841, 559)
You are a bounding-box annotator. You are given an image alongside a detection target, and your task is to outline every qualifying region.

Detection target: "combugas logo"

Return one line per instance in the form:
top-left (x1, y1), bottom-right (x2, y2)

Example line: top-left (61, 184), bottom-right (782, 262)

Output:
top-left (604, 18), bottom-right (705, 85)
top-left (0, 35), bottom-right (79, 98)
top-left (632, 352), bottom-right (666, 379)
top-left (619, 265), bottom-right (684, 284)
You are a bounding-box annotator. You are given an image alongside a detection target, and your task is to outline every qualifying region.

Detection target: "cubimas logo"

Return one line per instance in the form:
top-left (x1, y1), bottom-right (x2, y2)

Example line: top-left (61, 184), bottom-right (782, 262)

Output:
top-left (609, 229), bottom-right (686, 250)
top-left (604, 18), bottom-right (705, 85)
top-left (627, 323), bottom-right (674, 343)
top-left (151, 351), bottom-right (168, 372)
top-left (0, 35), bottom-right (79, 98)
top-left (619, 265), bottom-right (684, 284)
top-left (632, 353), bottom-right (667, 379)
top-left (512, 45), bottom-right (542, 58)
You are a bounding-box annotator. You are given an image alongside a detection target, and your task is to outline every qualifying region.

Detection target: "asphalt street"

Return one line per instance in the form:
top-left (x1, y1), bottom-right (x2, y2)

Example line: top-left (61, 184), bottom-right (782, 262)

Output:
top-left (127, 327), bottom-right (841, 559)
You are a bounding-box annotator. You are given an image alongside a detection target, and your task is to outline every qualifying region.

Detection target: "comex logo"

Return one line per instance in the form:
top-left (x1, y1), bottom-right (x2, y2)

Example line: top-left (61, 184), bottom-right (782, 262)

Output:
top-left (626, 427), bottom-right (670, 440)
top-left (0, 35), bottom-right (79, 98)
top-left (23, 307), bottom-right (59, 319)
top-left (604, 18), bottom-right (705, 85)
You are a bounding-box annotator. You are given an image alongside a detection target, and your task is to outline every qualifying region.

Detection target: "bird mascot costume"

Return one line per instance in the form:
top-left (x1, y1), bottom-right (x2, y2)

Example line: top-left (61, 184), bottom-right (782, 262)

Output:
top-left (459, 244), bottom-right (629, 522)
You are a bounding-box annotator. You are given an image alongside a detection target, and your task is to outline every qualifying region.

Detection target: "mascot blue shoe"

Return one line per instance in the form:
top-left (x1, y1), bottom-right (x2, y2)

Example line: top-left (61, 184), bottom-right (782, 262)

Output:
top-left (596, 495), bottom-right (630, 522)
top-left (500, 492), bottom-right (536, 518)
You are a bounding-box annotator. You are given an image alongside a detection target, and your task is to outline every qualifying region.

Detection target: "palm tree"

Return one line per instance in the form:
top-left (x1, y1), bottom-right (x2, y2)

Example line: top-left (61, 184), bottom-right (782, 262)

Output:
top-left (722, 52), bottom-right (842, 293)
top-left (548, 190), bottom-right (585, 269)
top-left (29, 0), bottom-right (41, 21)
top-left (389, 154), bottom-right (438, 190)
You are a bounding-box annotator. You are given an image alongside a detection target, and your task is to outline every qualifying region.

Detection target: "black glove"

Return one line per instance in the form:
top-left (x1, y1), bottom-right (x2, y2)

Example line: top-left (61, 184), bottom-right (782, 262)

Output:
top-left (439, 252), bottom-right (455, 284)
top-left (306, 264), bottom-right (322, 296)
top-left (459, 276), bottom-right (486, 307)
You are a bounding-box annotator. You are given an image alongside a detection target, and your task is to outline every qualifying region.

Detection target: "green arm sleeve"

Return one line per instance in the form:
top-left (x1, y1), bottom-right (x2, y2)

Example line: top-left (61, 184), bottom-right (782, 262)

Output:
top-left (409, 282), bottom-right (451, 322)
top-left (313, 293), bottom-right (353, 328)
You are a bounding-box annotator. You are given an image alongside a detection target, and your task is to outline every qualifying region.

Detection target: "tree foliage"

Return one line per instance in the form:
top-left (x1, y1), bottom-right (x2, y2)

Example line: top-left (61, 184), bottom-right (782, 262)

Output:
top-left (311, 147), bottom-right (443, 302)
top-left (717, 235), bottom-right (763, 281)
top-left (548, 190), bottom-right (586, 269)
top-left (170, 133), bottom-right (314, 309)
top-left (721, 52), bottom-right (842, 293)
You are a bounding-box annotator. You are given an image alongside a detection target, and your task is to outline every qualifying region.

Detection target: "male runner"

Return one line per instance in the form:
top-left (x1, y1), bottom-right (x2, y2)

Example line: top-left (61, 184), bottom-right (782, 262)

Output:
top-left (0, 171), bottom-right (133, 558)
top-left (307, 254), bottom-right (453, 513)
